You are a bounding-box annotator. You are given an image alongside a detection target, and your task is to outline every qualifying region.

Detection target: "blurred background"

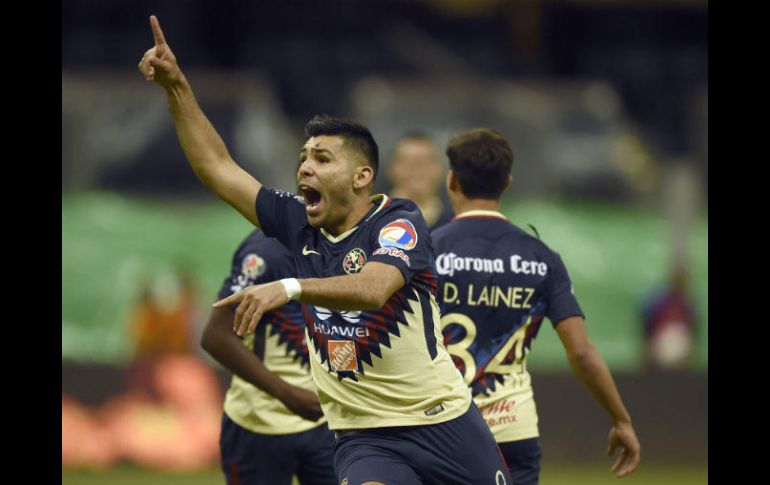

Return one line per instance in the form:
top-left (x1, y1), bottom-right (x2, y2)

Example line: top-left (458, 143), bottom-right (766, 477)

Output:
top-left (62, 0), bottom-right (707, 483)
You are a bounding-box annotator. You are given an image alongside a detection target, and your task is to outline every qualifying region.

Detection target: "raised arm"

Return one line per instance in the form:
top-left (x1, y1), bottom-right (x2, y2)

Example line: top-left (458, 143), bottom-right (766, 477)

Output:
top-left (555, 316), bottom-right (641, 478)
top-left (214, 262), bottom-right (405, 336)
top-left (200, 305), bottom-right (323, 421)
top-left (138, 15), bottom-right (262, 226)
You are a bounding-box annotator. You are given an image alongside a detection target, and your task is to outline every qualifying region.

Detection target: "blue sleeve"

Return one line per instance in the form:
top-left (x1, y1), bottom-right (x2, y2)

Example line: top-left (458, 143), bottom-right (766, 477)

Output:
top-left (217, 253), bottom-right (241, 303)
top-left (255, 188), bottom-right (307, 253)
top-left (217, 237), bottom-right (292, 312)
top-left (546, 252), bottom-right (585, 326)
top-left (367, 213), bottom-right (433, 285)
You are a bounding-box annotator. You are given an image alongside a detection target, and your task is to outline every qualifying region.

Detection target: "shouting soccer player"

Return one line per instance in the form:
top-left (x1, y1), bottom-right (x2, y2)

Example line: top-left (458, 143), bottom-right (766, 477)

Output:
top-left (432, 128), bottom-right (641, 483)
top-left (139, 16), bottom-right (512, 485)
top-left (201, 229), bottom-right (336, 485)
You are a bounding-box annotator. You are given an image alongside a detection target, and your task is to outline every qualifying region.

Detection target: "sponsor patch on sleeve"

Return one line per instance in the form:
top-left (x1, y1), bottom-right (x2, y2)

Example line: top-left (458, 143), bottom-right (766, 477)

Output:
top-left (373, 247), bottom-right (411, 266)
top-left (378, 219), bottom-right (418, 250)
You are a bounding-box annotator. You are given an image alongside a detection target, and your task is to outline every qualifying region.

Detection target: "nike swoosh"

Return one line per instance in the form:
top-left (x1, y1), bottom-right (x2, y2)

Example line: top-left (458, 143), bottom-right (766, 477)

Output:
top-left (302, 245), bottom-right (321, 256)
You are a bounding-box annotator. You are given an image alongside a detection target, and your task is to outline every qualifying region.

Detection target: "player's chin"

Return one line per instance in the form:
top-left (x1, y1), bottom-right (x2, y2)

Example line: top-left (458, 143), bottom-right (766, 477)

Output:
top-left (305, 211), bottom-right (324, 228)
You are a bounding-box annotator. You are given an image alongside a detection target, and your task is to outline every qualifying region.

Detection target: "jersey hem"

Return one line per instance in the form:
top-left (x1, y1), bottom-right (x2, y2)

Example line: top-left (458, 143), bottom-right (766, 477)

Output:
top-left (223, 408), bottom-right (327, 436)
top-left (325, 399), bottom-right (471, 430)
top-left (495, 430), bottom-right (541, 443)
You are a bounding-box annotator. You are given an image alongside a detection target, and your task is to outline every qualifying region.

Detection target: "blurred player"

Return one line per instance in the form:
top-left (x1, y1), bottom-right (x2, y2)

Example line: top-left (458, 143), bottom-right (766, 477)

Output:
top-left (139, 16), bottom-right (511, 485)
top-left (387, 132), bottom-right (453, 229)
top-left (432, 128), bottom-right (641, 484)
top-left (201, 229), bottom-right (336, 485)
top-left (641, 262), bottom-right (697, 369)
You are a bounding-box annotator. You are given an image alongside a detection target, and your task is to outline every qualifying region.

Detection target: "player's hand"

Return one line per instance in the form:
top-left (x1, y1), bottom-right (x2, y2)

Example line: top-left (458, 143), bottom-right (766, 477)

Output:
top-left (213, 281), bottom-right (290, 336)
top-left (281, 386), bottom-right (324, 422)
top-left (607, 421), bottom-right (640, 478)
top-left (138, 15), bottom-right (184, 88)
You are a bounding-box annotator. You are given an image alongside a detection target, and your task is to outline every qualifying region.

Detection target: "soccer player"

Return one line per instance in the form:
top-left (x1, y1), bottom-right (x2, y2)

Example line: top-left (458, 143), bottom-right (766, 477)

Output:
top-left (139, 16), bottom-right (512, 485)
top-left (201, 229), bottom-right (336, 485)
top-left (387, 132), bottom-right (453, 230)
top-left (432, 128), bottom-right (641, 484)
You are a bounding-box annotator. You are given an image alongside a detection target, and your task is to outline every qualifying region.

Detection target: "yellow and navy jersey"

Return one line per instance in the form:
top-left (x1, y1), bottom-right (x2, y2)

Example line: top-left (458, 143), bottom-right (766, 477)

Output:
top-left (432, 210), bottom-right (584, 442)
top-left (219, 229), bottom-right (326, 435)
top-left (255, 189), bottom-right (471, 430)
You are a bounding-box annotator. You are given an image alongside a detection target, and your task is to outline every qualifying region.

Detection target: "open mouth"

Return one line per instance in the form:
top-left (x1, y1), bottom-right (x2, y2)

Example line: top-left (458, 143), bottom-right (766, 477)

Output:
top-left (299, 185), bottom-right (323, 214)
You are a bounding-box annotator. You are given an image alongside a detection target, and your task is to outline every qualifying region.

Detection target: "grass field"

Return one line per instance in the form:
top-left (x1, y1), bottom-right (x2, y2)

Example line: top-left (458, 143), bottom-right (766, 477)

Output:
top-left (62, 462), bottom-right (708, 484)
top-left (62, 191), bottom-right (708, 371)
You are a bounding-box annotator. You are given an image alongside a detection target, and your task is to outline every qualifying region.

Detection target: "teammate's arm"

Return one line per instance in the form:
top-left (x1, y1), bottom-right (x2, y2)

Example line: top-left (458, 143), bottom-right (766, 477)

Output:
top-left (214, 262), bottom-right (405, 336)
top-left (555, 316), bottom-right (641, 478)
top-left (137, 15), bottom-right (262, 226)
top-left (200, 306), bottom-right (323, 421)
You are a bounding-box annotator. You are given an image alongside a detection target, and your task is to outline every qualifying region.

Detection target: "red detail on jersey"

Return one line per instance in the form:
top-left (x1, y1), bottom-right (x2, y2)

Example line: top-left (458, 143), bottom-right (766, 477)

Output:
top-left (373, 247), bottom-right (411, 266)
top-left (270, 308), bottom-right (310, 367)
top-left (305, 289), bottom-right (409, 380)
top-left (414, 270), bottom-right (439, 297)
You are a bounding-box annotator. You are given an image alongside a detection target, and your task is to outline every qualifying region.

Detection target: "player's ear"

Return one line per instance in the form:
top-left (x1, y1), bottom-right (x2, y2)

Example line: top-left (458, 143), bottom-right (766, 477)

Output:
top-left (447, 169), bottom-right (459, 193)
top-left (505, 174), bottom-right (513, 190)
top-left (353, 164), bottom-right (374, 190)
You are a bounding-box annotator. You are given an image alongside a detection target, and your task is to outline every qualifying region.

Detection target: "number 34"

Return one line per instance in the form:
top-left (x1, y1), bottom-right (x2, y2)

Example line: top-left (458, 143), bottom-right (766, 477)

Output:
top-left (440, 313), bottom-right (531, 385)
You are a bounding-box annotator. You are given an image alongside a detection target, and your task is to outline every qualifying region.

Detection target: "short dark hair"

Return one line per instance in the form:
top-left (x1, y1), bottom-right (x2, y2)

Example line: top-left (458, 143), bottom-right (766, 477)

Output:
top-left (446, 128), bottom-right (513, 199)
top-left (305, 115), bottom-right (379, 182)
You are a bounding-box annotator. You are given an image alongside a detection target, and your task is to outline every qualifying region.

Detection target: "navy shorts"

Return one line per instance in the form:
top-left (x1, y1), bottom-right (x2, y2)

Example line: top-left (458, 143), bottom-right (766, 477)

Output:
top-left (498, 438), bottom-right (541, 485)
top-left (333, 404), bottom-right (513, 485)
top-left (220, 413), bottom-right (337, 485)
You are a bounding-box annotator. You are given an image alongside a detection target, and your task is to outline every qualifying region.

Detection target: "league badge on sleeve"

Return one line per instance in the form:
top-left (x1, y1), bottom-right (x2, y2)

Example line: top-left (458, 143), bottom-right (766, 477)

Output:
top-left (378, 219), bottom-right (418, 250)
top-left (241, 253), bottom-right (266, 279)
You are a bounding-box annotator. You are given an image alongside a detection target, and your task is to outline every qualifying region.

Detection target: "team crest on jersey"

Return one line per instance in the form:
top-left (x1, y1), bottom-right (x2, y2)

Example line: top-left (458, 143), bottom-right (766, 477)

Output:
top-left (242, 253), bottom-right (266, 279)
top-left (378, 219), bottom-right (418, 250)
top-left (343, 248), bottom-right (367, 274)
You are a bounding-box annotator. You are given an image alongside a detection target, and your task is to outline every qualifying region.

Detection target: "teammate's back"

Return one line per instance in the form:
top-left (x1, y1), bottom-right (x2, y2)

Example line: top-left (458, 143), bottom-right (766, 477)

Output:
top-left (433, 127), bottom-right (640, 484)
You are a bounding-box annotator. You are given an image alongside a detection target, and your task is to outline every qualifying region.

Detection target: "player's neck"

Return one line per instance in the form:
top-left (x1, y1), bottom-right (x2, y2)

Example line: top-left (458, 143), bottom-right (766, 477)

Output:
top-left (452, 197), bottom-right (502, 215)
top-left (324, 197), bottom-right (375, 237)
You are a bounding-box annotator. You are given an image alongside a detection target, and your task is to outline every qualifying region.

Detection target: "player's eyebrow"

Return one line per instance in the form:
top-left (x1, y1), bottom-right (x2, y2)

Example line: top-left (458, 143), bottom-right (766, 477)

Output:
top-left (299, 147), bottom-right (336, 159)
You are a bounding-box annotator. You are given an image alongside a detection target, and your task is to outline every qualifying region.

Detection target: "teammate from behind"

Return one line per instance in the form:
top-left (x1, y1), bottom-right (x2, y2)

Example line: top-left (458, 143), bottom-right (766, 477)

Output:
top-left (139, 16), bottom-right (511, 485)
top-left (201, 230), bottom-right (336, 485)
top-left (432, 128), bottom-right (641, 484)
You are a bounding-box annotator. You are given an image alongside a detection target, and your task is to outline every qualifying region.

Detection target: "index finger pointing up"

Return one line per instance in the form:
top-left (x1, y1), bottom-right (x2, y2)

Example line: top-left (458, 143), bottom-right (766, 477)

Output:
top-left (149, 15), bottom-right (167, 47)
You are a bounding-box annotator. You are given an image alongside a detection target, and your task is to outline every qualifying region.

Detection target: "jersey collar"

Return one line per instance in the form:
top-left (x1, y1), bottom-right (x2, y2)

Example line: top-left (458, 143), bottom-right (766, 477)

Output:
top-left (365, 194), bottom-right (391, 222)
top-left (319, 194), bottom-right (391, 243)
top-left (453, 209), bottom-right (509, 221)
